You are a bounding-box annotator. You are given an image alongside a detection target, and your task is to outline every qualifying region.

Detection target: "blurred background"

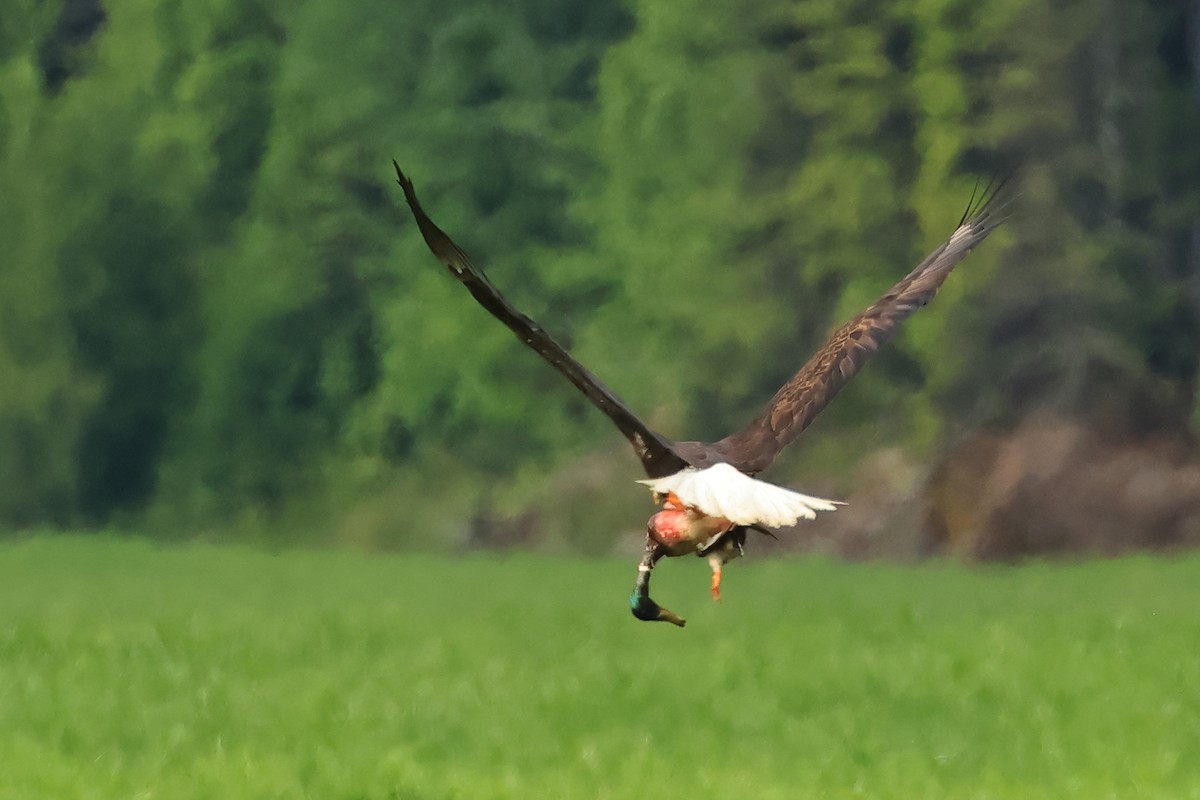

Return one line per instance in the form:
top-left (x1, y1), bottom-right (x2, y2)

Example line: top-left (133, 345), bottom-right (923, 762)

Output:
top-left (2, 0), bottom-right (1198, 560)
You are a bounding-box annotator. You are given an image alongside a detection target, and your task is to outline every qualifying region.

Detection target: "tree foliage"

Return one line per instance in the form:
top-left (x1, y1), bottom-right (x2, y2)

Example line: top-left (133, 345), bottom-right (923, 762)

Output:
top-left (1, 0), bottom-right (1197, 544)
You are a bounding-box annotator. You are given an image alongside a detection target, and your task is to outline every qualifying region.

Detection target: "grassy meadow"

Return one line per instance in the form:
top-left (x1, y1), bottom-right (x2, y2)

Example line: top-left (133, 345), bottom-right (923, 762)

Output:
top-left (2, 535), bottom-right (1199, 799)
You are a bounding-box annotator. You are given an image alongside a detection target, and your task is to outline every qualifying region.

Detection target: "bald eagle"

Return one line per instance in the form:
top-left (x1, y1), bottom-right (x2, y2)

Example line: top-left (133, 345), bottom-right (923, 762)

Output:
top-left (395, 162), bottom-right (1007, 626)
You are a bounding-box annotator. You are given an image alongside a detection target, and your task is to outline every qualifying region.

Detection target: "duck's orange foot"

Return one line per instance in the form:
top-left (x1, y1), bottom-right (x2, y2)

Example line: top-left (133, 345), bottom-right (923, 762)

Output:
top-left (708, 556), bottom-right (723, 602)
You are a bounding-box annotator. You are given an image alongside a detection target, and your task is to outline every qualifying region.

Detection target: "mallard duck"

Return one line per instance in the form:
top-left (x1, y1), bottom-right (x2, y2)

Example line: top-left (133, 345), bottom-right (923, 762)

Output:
top-left (394, 162), bottom-right (1007, 627)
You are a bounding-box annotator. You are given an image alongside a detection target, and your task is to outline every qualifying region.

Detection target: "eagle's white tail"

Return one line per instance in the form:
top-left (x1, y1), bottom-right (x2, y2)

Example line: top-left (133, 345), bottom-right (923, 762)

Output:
top-left (638, 463), bottom-right (841, 528)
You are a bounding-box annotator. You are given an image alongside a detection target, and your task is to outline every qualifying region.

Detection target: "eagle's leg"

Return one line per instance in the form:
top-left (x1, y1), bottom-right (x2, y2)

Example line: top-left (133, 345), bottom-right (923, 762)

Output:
top-left (629, 535), bottom-right (686, 627)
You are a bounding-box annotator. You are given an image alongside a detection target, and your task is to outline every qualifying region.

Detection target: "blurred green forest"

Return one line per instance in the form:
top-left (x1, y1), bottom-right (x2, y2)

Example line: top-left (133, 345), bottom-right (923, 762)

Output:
top-left (1, 0), bottom-right (1199, 549)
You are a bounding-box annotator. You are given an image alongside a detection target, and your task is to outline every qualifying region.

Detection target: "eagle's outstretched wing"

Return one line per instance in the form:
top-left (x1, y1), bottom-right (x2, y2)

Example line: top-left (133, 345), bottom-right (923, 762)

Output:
top-left (714, 180), bottom-right (1011, 474)
top-left (394, 162), bottom-right (688, 478)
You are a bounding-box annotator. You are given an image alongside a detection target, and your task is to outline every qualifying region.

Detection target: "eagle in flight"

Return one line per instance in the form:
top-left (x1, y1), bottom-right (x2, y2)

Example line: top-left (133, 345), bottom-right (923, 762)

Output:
top-left (394, 162), bottom-right (1007, 627)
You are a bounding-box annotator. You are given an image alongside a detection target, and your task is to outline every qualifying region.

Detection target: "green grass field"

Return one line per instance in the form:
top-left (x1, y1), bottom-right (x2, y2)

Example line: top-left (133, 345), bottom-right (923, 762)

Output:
top-left (2, 536), bottom-right (1199, 799)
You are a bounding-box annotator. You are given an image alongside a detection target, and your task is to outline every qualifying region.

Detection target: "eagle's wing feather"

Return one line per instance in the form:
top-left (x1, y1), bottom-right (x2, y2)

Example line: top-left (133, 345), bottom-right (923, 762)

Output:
top-left (395, 163), bottom-right (688, 478)
top-left (715, 180), bottom-right (1011, 474)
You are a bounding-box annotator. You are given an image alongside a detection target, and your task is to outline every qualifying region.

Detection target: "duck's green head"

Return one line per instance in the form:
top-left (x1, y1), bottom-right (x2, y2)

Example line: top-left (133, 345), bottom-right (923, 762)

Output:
top-left (630, 591), bottom-right (686, 627)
